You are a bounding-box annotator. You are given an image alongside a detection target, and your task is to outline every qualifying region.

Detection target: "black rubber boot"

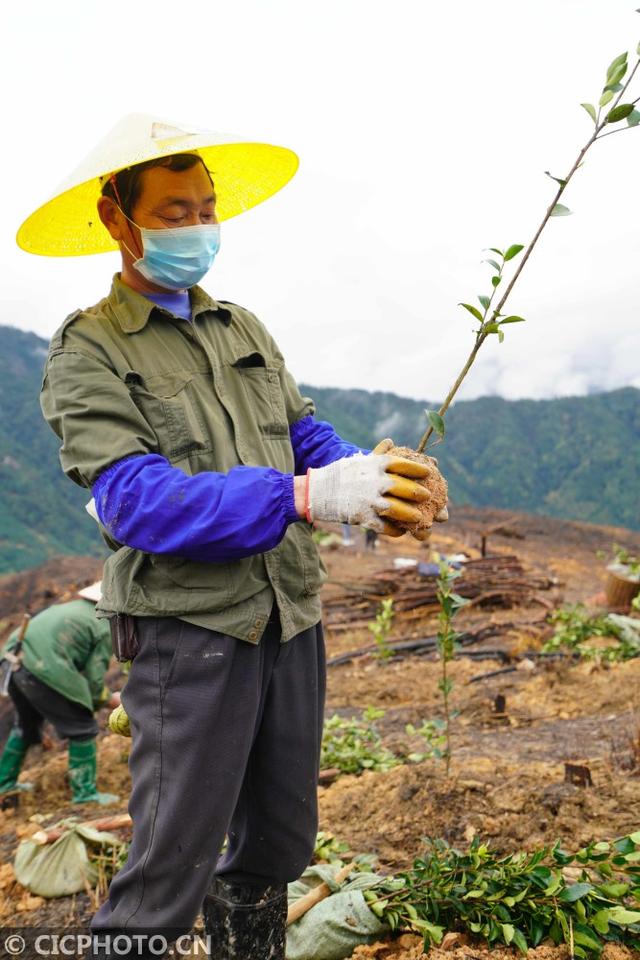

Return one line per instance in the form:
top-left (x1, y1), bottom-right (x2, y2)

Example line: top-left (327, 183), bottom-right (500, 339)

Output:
top-left (202, 877), bottom-right (287, 960)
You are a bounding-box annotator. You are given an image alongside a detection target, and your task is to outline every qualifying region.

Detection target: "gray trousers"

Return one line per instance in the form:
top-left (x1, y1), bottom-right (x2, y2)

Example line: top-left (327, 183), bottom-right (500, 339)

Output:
top-left (91, 610), bottom-right (325, 937)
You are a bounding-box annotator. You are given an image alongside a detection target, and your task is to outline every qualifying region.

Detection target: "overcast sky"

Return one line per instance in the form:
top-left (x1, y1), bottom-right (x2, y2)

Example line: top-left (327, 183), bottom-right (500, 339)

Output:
top-left (2, 0), bottom-right (639, 403)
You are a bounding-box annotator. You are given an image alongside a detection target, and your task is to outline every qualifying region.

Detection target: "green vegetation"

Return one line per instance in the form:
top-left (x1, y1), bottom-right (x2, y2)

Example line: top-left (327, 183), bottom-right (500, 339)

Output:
top-left (363, 833), bottom-right (640, 956)
top-left (368, 598), bottom-right (395, 660)
top-left (320, 707), bottom-right (444, 776)
top-left (435, 560), bottom-right (469, 775)
top-left (543, 604), bottom-right (640, 662)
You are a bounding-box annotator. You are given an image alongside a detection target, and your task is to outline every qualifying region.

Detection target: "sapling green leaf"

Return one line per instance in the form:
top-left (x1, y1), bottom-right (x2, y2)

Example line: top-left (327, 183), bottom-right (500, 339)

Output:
top-left (486, 247), bottom-right (504, 257)
top-left (459, 302), bottom-right (484, 321)
top-left (484, 322), bottom-right (500, 334)
top-left (498, 329), bottom-right (505, 343)
top-left (491, 275), bottom-right (501, 288)
top-left (607, 51), bottom-right (628, 79)
top-left (599, 88), bottom-right (615, 107)
top-left (581, 102), bottom-right (597, 122)
top-left (606, 63), bottom-right (628, 88)
top-left (551, 203), bottom-right (572, 216)
top-left (627, 108), bottom-right (640, 126)
top-left (607, 102), bottom-right (635, 122)
top-left (483, 258), bottom-right (502, 271)
top-left (478, 294), bottom-right (491, 310)
top-left (501, 315), bottom-right (526, 324)
top-left (504, 243), bottom-right (525, 261)
top-left (545, 171), bottom-right (568, 187)
top-left (426, 410), bottom-right (445, 438)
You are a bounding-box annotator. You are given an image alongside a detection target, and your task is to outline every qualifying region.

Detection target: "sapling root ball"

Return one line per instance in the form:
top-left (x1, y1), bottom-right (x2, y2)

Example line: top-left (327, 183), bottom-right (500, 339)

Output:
top-left (390, 445), bottom-right (448, 533)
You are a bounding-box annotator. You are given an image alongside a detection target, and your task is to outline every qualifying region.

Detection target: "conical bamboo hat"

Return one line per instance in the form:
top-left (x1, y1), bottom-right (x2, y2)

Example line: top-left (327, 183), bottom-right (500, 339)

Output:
top-left (17, 113), bottom-right (299, 257)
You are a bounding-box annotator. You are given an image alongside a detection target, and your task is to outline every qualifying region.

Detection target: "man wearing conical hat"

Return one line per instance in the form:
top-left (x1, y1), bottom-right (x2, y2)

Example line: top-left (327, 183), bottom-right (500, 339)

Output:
top-left (0, 581), bottom-right (120, 806)
top-left (20, 115), bottom-right (446, 958)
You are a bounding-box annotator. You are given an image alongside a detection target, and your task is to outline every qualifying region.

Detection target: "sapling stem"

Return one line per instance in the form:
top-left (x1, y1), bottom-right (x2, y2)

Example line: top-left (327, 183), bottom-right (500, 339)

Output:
top-left (416, 50), bottom-right (640, 454)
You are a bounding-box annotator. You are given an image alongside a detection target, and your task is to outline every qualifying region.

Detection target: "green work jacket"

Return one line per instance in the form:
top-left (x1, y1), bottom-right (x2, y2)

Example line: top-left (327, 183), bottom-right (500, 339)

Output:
top-left (3, 600), bottom-right (111, 712)
top-left (40, 276), bottom-right (325, 644)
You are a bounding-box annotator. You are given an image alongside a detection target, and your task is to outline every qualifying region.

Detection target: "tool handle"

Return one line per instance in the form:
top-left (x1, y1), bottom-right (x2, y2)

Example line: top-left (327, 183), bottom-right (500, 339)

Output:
top-left (17, 613), bottom-right (31, 644)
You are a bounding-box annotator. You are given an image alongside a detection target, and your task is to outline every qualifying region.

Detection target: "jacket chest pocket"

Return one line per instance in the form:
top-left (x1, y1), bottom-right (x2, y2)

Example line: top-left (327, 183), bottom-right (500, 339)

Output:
top-left (232, 352), bottom-right (288, 428)
top-left (125, 371), bottom-right (211, 462)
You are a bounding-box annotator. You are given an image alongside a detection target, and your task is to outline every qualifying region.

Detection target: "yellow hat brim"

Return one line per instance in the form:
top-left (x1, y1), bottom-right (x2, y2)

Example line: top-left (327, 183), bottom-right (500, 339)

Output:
top-left (17, 141), bottom-right (299, 257)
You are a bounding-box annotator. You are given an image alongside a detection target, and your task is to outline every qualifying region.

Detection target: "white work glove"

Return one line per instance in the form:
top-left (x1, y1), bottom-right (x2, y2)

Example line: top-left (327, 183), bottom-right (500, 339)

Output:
top-left (305, 452), bottom-right (429, 533)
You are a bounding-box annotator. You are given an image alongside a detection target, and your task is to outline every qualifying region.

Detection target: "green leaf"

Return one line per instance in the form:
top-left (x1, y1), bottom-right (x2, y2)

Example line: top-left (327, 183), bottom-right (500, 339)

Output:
top-left (500, 315), bottom-right (526, 324)
top-left (627, 830), bottom-right (640, 844)
top-left (501, 923), bottom-right (514, 945)
top-left (491, 275), bottom-right (501, 288)
top-left (543, 873), bottom-right (563, 896)
top-left (484, 322), bottom-right (500, 334)
top-left (486, 247), bottom-right (504, 257)
top-left (559, 882), bottom-right (592, 902)
top-left (551, 203), bottom-right (572, 217)
top-left (606, 63), bottom-right (628, 89)
top-left (592, 909), bottom-right (611, 935)
top-left (573, 924), bottom-right (602, 952)
top-left (478, 294), bottom-right (491, 310)
top-left (607, 52), bottom-right (628, 80)
top-left (599, 88), bottom-right (614, 107)
top-left (426, 410), bottom-right (445, 439)
top-left (459, 302), bottom-right (483, 322)
top-left (608, 906), bottom-right (640, 925)
top-left (607, 103), bottom-right (635, 123)
top-left (627, 108), bottom-right (640, 127)
top-left (545, 171), bottom-right (568, 187)
top-left (597, 882), bottom-right (629, 897)
top-left (504, 243), bottom-right (525, 261)
top-left (498, 330), bottom-right (505, 344)
top-left (511, 929), bottom-right (529, 955)
top-left (483, 258), bottom-right (501, 272)
top-left (581, 102), bottom-right (597, 122)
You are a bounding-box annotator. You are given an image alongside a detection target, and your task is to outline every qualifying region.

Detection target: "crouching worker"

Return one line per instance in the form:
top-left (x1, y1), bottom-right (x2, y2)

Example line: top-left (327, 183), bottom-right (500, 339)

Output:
top-left (0, 581), bottom-right (120, 805)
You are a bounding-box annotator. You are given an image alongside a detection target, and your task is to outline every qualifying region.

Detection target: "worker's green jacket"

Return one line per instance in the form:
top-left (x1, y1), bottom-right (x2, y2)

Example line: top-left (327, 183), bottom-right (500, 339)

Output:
top-left (40, 276), bottom-right (325, 644)
top-left (3, 600), bottom-right (112, 712)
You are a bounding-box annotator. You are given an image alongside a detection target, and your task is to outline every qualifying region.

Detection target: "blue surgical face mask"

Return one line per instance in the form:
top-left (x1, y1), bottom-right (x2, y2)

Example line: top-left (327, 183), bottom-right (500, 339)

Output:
top-left (129, 222), bottom-right (221, 290)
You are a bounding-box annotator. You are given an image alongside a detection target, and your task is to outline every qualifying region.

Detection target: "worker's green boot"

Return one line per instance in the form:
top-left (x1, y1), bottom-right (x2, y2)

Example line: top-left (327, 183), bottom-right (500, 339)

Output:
top-left (203, 877), bottom-right (287, 960)
top-left (0, 729), bottom-right (32, 794)
top-left (68, 738), bottom-right (118, 805)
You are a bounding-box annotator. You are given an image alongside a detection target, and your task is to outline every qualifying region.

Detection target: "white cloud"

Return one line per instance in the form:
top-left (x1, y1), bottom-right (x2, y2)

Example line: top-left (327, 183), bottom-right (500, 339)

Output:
top-left (2, 0), bottom-right (639, 402)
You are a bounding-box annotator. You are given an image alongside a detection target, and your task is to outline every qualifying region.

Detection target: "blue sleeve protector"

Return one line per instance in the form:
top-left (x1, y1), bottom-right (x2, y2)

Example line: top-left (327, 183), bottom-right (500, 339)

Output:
top-left (289, 415), bottom-right (368, 473)
top-left (92, 454), bottom-right (299, 562)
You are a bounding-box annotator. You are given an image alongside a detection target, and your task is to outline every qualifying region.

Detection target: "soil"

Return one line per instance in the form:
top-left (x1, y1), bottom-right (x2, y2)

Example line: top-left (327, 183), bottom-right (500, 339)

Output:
top-left (387, 445), bottom-right (448, 531)
top-left (1, 508), bottom-right (640, 957)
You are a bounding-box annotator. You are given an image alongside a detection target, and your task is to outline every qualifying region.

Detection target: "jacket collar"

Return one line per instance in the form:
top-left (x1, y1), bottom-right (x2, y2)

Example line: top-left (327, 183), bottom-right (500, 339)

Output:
top-left (107, 274), bottom-right (230, 334)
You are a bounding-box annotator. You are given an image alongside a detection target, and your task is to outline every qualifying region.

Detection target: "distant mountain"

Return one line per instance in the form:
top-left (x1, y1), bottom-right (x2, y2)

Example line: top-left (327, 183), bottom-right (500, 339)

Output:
top-left (0, 324), bottom-right (637, 574)
top-left (302, 384), bottom-right (640, 532)
top-left (0, 327), bottom-right (105, 573)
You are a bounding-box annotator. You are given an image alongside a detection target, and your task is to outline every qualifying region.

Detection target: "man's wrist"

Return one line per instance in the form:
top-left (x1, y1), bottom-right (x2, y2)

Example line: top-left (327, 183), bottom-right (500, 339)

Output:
top-left (293, 475), bottom-right (307, 519)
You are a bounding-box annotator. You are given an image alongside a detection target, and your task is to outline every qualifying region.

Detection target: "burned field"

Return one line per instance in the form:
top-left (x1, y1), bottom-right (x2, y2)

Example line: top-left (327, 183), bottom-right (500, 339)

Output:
top-left (0, 507), bottom-right (639, 958)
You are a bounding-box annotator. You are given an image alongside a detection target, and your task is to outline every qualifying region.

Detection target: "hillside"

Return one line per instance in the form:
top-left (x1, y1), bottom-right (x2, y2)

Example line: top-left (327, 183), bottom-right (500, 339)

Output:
top-left (0, 327), bottom-right (104, 573)
top-left (0, 512), bottom-right (639, 957)
top-left (0, 323), bottom-right (637, 574)
top-left (303, 383), bottom-right (640, 531)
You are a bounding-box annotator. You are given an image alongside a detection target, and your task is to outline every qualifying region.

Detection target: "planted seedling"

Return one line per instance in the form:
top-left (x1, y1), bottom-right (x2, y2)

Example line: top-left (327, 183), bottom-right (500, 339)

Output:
top-left (368, 597), bottom-right (395, 660)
